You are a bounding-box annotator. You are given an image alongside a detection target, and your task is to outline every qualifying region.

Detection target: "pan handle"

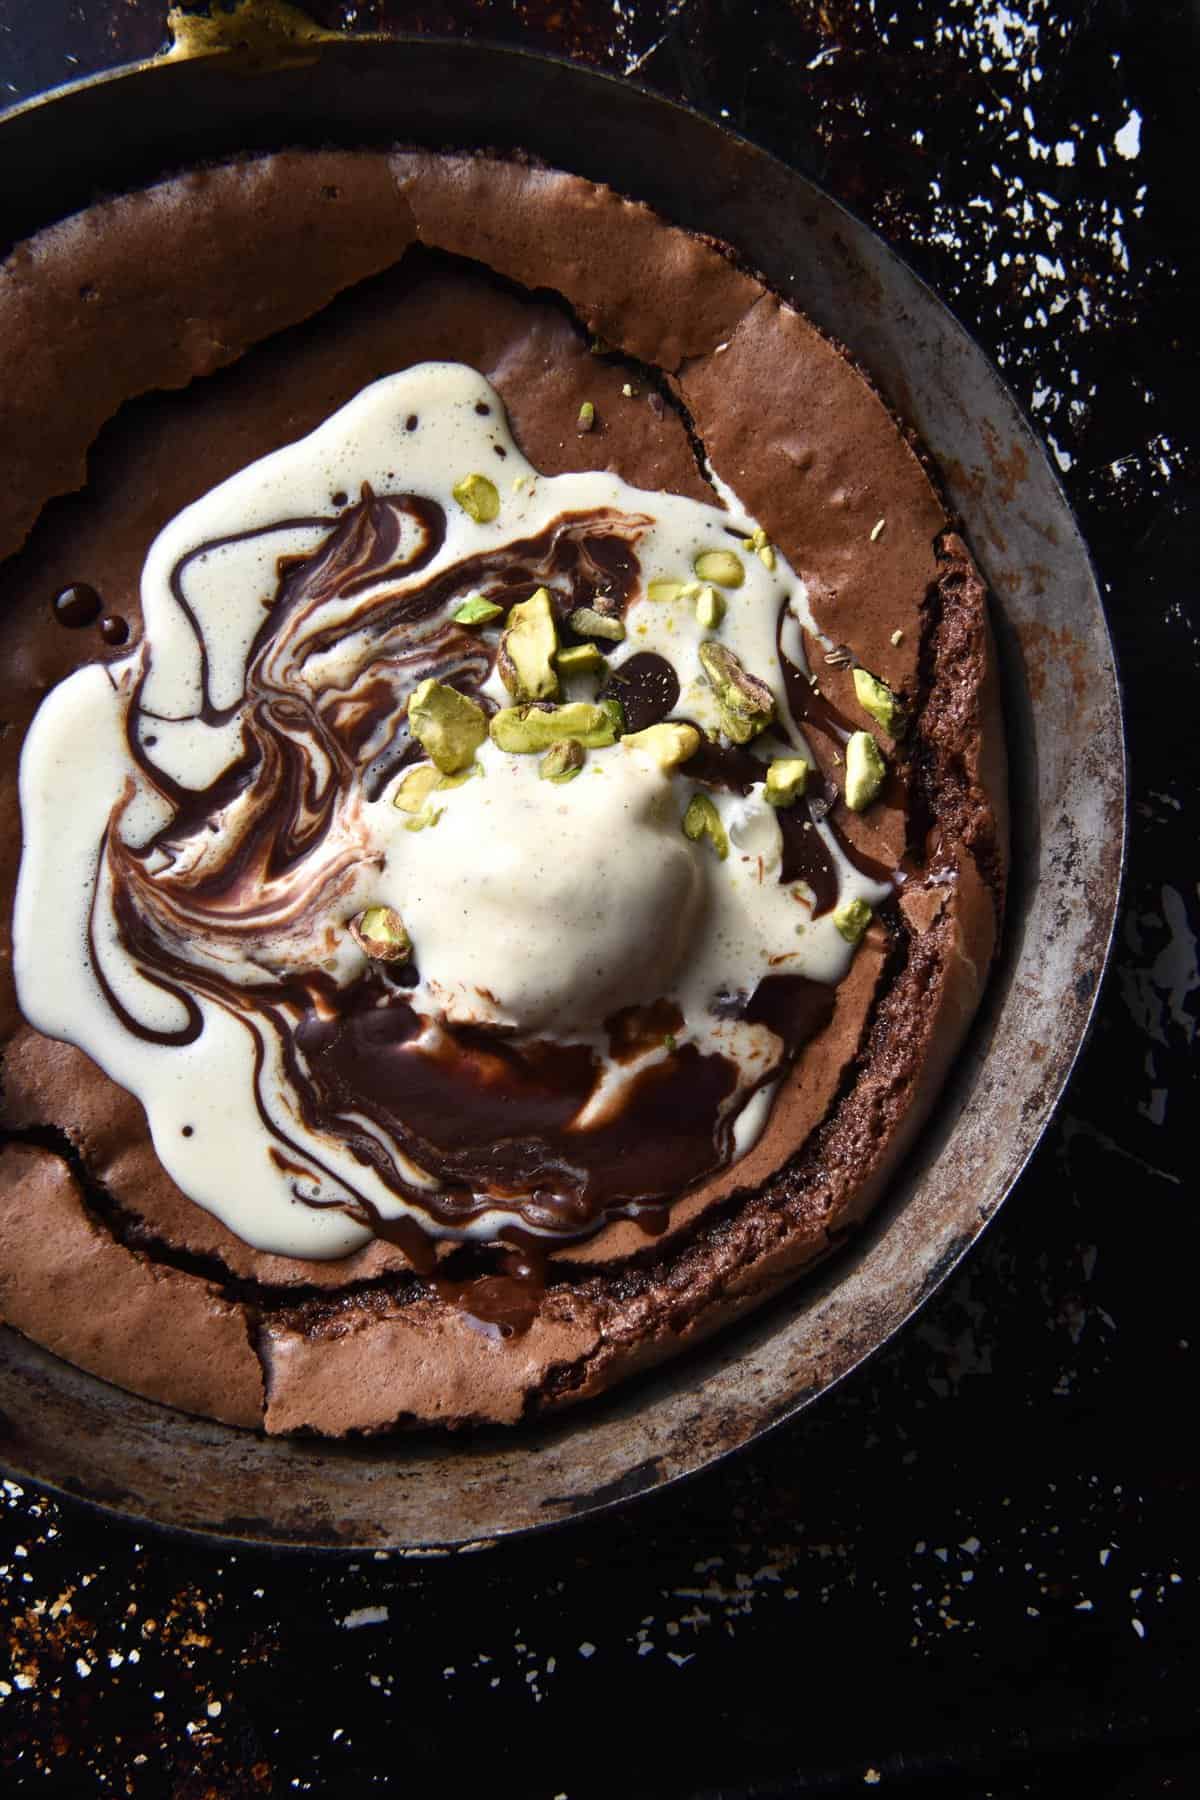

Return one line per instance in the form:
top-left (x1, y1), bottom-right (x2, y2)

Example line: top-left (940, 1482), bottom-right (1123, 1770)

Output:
top-left (162, 0), bottom-right (343, 69)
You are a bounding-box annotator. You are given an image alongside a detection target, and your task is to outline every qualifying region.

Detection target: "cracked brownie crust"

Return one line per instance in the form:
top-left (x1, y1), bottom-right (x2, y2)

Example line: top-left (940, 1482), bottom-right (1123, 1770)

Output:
top-left (0, 151), bottom-right (1005, 1432)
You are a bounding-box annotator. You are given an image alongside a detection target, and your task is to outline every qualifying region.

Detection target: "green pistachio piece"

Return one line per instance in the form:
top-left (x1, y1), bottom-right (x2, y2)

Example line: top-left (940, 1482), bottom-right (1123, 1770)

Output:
top-left (682, 793), bottom-right (729, 861)
top-left (407, 679), bottom-right (488, 774)
top-left (833, 897), bottom-right (873, 945)
top-left (852, 667), bottom-right (906, 738)
top-left (539, 739), bottom-right (585, 783)
top-left (568, 606), bottom-right (626, 642)
top-left (451, 472), bottom-right (500, 524)
top-left (764, 757), bottom-right (812, 807)
top-left (453, 594), bottom-right (503, 626)
top-left (622, 721), bottom-right (701, 772)
top-left (647, 579), bottom-right (685, 603)
top-left (490, 701), bottom-right (620, 753)
top-left (404, 806), bottom-right (444, 833)
top-left (577, 401), bottom-right (596, 432)
top-left (555, 642), bottom-right (607, 680)
top-left (348, 905), bottom-right (412, 962)
top-left (844, 730), bottom-right (887, 812)
top-left (695, 585), bottom-right (725, 630)
top-left (393, 759), bottom-right (480, 815)
top-left (392, 763), bottom-right (442, 814)
top-left (697, 641), bottom-right (776, 744)
top-left (758, 543), bottom-right (777, 571)
top-left (600, 696), bottom-right (626, 737)
top-left (497, 587), bottom-right (560, 703)
top-left (693, 549), bottom-right (745, 589)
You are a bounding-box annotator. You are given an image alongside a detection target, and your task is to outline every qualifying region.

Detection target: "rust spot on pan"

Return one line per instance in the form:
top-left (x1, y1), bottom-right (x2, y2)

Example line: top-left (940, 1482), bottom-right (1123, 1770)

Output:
top-left (1016, 619), bottom-right (1090, 704)
top-left (981, 420), bottom-right (1030, 502)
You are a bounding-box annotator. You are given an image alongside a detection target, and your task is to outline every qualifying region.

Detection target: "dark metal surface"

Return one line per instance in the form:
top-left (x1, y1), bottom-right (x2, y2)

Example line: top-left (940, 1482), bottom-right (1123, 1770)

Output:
top-left (0, 31), bottom-right (1124, 1550)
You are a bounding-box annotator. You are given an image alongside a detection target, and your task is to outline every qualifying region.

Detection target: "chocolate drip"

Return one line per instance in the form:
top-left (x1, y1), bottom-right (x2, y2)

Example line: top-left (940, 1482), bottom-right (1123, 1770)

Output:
top-left (100, 614), bottom-right (129, 645)
top-left (436, 1237), bottom-right (547, 1340)
top-left (602, 651), bottom-right (679, 731)
top-left (684, 732), bottom-right (765, 794)
top-left (774, 602), bottom-right (899, 897)
top-left (743, 974), bottom-right (837, 1053)
top-left (53, 582), bottom-right (102, 628)
top-left (777, 607), bottom-right (857, 745)
top-left (776, 801), bottom-right (840, 915)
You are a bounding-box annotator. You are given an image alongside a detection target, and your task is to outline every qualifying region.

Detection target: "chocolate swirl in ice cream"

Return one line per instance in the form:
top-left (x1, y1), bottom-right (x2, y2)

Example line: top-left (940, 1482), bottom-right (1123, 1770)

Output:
top-left (15, 364), bottom-right (891, 1266)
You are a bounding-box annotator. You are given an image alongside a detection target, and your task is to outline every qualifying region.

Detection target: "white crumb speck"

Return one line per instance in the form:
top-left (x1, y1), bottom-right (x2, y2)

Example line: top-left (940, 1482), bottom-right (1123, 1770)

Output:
top-left (340, 1605), bottom-right (389, 1630)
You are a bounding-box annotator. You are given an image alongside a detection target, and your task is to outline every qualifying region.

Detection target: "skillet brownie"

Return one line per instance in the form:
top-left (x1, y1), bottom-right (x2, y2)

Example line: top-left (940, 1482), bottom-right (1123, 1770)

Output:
top-left (0, 151), bottom-right (1006, 1431)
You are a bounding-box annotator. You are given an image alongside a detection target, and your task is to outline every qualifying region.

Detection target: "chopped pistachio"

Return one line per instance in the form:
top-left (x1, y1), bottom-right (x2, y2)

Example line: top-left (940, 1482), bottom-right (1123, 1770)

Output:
top-left (555, 642), bottom-right (607, 680)
top-left (348, 905), bottom-right (411, 963)
top-left (451, 472), bottom-right (500, 524)
top-left (758, 543), bottom-right (777, 571)
top-left (852, 666), bottom-right (906, 737)
top-left (498, 587), bottom-right (560, 702)
top-left (404, 806), bottom-right (444, 833)
top-left (693, 548), bottom-right (745, 589)
top-left (490, 701), bottom-right (620, 753)
top-left (539, 739), bottom-right (585, 783)
top-left (392, 762), bottom-right (443, 814)
top-left (568, 606), bottom-right (626, 642)
top-left (647, 579), bottom-right (685, 604)
top-left (682, 793), bottom-right (729, 860)
top-left (601, 696), bottom-right (626, 736)
top-left (695, 585), bottom-right (725, 630)
top-left (577, 400), bottom-right (596, 433)
top-left (844, 730), bottom-right (887, 812)
top-left (833, 897), bottom-right (873, 944)
top-left (407, 679), bottom-right (488, 774)
top-left (453, 593), bottom-right (503, 626)
top-left (622, 382), bottom-right (636, 398)
top-left (698, 641), bottom-right (776, 743)
top-left (891, 628), bottom-right (905, 647)
top-left (393, 759), bottom-right (480, 814)
top-left (764, 757), bottom-right (811, 807)
top-left (622, 721), bottom-right (701, 772)
top-left (870, 517), bottom-right (886, 542)
top-left (742, 528), bottom-right (769, 552)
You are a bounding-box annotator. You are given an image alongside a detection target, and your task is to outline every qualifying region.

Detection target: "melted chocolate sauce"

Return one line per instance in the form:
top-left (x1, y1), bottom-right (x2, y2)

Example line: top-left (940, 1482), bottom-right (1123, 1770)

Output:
top-left (601, 652), bottom-right (679, 731)
top-left (53, 582), bottom-right (102, 628)
top-left (775, 603), bottom-right (901, 899)
top-left (292, 976), bottom-right (734, 1232)
top-left (435, 1235), bottom-right (548, 1339)
top-left (100, 614), bottom-right (129, 645)
top-left (743, 974), bottom-right (837, 1052)
top-left (684, 732), bottom-right (765, 794)
top-left (776, 600), bottom-right (856, 745)
top-left (776, 800), bottom-right (840, 913)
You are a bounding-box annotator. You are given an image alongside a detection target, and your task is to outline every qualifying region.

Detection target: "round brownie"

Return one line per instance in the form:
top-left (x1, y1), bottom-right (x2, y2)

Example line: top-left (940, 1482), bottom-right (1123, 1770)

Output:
top-left (0, 151), bottom-right (1006, 1431)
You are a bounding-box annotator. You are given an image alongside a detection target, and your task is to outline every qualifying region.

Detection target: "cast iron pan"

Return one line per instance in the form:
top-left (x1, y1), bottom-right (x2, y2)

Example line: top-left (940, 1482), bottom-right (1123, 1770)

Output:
top-left (0, 23), bottom-right (1125, 1551)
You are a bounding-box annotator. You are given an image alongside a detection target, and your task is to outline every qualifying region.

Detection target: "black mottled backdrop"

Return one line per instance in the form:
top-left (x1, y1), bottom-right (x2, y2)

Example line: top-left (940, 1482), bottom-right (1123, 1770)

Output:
top-left (0, 3), bottom-right (1197, 1796)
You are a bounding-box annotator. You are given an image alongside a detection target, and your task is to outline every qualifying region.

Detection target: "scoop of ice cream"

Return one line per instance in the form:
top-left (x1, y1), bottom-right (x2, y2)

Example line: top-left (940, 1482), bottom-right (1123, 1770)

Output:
top-left (384, 742), bottom-right (703, 1034)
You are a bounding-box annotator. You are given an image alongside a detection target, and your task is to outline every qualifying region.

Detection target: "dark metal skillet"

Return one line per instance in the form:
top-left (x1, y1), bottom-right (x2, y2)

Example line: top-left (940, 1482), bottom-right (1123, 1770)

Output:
top-left (0, 22), bottom-right (1125, 1552)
